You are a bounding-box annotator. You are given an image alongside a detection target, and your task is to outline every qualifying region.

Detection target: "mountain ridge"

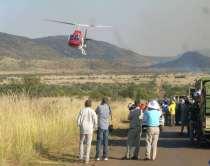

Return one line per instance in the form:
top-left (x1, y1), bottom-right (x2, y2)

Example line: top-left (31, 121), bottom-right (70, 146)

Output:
top-left (152, 51), bottom-right (210, 71)
top-left (1, 32), bottom-right (209, 73)
top-left (0, 32), bottom-right (157, 73)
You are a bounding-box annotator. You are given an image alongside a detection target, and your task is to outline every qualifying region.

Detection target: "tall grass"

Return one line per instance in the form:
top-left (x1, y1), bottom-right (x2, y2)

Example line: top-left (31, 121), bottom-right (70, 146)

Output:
top-left (0, 95), bottom-right (129, 165)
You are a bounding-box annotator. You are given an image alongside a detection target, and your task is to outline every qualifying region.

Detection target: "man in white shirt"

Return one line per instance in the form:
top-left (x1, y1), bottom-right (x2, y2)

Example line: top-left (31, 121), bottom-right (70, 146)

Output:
top-left (77, 99), bottom-right (98, 163)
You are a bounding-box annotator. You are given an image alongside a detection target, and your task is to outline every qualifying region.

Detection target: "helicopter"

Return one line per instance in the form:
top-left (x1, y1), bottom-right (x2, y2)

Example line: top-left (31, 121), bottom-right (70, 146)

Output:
top-left (46, 19), bottom-right (112, 55)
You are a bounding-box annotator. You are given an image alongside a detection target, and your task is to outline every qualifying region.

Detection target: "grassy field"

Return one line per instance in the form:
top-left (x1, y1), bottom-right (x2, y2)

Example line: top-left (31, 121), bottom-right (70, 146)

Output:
top-left (0, 95), bottom-right (129, 166)
top-left (0, 72), bottom-right (207, 165)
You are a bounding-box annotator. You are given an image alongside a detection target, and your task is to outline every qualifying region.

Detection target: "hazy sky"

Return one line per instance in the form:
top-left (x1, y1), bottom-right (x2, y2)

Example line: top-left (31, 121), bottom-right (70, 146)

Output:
top-left (0, 0), bottom-right (210, 57)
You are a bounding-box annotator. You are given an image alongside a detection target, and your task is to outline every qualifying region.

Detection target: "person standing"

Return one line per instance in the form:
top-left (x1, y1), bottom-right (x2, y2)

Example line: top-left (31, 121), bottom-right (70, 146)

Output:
top-left (188, 100), bottom-right (199, 141)
top-left (168, 100), bottom-right (176, 126)
top-left (123, 99), bottom-right (143, 160)
top-left (162, 98), bottom-right (169, 125)
top-left (162, 98), bottom-right (169, 114)
top-left (180, 98), bottom-right (188, 135)
top-left (77, 99), bottom-right (98, 164)
top-left (95, 98), bottom-right (112, 161)
top-left (144, 100), bottom-right (161, 161)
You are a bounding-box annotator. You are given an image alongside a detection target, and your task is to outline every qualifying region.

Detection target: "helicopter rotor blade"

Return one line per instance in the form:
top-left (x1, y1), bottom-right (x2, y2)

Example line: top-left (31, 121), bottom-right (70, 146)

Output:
top-left (93, 25), bottom-right (112, 28)
top-left (45, 19), bottom-right (76, 26)
top-left (78, 24), bottom-right (112, 28)
top-left (45, 19), bottom-right (112, 29)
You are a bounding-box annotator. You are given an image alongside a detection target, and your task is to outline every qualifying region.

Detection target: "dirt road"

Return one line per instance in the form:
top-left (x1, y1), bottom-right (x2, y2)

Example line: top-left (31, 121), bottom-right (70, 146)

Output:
top-left (73, 127), bottom-right (210, 166)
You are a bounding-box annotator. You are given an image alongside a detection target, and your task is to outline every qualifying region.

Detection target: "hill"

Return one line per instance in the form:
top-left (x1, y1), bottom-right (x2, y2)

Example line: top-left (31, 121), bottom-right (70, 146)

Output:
top-left (152, 51), bottom-right (210, 71)
top-left (199, 49), bottom-right (210, 57)
top-left (33, 35), bottom-right (161, 67)
top-left (0, 32), bottom-right (63, 59)
top-left (0, 32), bottom-right (165, 73)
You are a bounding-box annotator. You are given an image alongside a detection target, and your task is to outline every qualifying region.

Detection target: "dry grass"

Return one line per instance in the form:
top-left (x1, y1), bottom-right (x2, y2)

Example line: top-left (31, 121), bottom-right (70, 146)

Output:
top-left (38, 73), bottom-right (210, 86)
top-left (0, 72), bottom-right (209, 86)
top-left (0, 95), bottom-right (129, 165)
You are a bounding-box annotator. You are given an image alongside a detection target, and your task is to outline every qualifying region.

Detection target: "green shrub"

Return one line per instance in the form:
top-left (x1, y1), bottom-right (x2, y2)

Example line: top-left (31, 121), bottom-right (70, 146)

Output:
top-left (162, 84), bottom-right (188, 97)
top-left (0, 82), bottom-right (157, 100)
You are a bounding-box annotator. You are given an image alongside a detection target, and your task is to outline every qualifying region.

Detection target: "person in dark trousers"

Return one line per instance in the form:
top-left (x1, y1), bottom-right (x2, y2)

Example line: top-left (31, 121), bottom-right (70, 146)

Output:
top-left (180, 98), bottom-right (190, 135)
top-left (122, 99), bottom-right (143, 160)
top-left (95, 98), bottom-right (112, 161)
top-left (188, 101), bottom-right (199, 141)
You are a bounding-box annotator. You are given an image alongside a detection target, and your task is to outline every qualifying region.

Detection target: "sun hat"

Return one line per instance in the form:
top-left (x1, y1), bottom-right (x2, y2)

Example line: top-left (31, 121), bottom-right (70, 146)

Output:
top-left (147, 100), bottom-right (160, 110)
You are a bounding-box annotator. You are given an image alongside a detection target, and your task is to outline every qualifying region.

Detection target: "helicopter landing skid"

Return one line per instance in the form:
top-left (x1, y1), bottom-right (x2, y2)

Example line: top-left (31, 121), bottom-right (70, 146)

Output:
top-left (79, 46), bottom-right (87, 55)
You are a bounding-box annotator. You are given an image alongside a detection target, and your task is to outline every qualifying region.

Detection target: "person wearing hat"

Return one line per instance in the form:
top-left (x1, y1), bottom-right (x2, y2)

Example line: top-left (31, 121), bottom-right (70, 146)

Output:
top-left (122, 99), bottom-right (143, 160)
top-left (143, 100), bottom-right (161, 161)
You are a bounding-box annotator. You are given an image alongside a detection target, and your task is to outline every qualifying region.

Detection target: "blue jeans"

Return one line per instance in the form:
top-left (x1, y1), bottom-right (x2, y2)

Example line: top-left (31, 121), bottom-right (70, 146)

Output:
top-left (95, 128), bottom-right (109, 158)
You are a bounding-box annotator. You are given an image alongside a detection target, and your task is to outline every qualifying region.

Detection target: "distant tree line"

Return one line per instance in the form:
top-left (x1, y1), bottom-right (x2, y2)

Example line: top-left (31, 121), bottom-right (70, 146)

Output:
top-left (162, 84), bottom-right (188, 97)
top-left (0, 76), bottom-right (188, 100)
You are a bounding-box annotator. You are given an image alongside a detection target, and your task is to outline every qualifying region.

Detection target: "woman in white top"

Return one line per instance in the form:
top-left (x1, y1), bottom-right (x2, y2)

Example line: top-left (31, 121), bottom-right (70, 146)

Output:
top-left (77, 99), bottom-right (98, 163)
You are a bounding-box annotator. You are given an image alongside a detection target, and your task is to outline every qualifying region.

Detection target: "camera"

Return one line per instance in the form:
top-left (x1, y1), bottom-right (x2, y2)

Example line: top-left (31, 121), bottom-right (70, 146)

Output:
top-left (128, 103), bottom-right (136, 111)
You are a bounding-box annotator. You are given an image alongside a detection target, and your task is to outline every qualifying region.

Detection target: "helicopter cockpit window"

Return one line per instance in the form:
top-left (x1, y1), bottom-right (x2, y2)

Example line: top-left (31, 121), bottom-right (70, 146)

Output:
top-left (74, 35), bottom-right (79, 40)
top-left (70, 35), bottom-right (74, 40)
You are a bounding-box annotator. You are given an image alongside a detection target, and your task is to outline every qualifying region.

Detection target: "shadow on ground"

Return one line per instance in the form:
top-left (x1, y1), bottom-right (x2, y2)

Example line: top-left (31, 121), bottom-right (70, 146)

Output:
top-left (107, 127), bottom-right (210, 149)
top-left (34, 127), bottom-right (210, 165)
top-left (34, 142), bottom-right (78, 163)
top-left (110, 128), bottom-right (128, 137)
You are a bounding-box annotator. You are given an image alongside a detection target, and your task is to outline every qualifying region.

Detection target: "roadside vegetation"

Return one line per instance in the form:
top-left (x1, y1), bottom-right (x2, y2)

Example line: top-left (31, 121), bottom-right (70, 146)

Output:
top-left (0, 76), bottom-right (158, 100)
top-left (162, 84), bottom-right (189, 97)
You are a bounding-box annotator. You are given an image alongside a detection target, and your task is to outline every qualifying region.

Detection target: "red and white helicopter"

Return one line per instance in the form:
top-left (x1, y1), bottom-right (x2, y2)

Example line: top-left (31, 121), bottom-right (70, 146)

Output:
top-left (46, 19), bottom-right (112, 55)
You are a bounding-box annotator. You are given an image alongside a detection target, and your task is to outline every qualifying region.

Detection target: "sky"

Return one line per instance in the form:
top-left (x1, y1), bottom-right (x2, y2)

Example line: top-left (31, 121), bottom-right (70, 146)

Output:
top-left (0, 0), bottom-right (210, 57)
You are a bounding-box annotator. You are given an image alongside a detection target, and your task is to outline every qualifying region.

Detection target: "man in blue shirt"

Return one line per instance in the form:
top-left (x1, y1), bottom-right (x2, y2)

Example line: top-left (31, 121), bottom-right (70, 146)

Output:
top-left (143, 100), bottom-right (161, 161)
top-left (95, 98), bottom-right (112, 161)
